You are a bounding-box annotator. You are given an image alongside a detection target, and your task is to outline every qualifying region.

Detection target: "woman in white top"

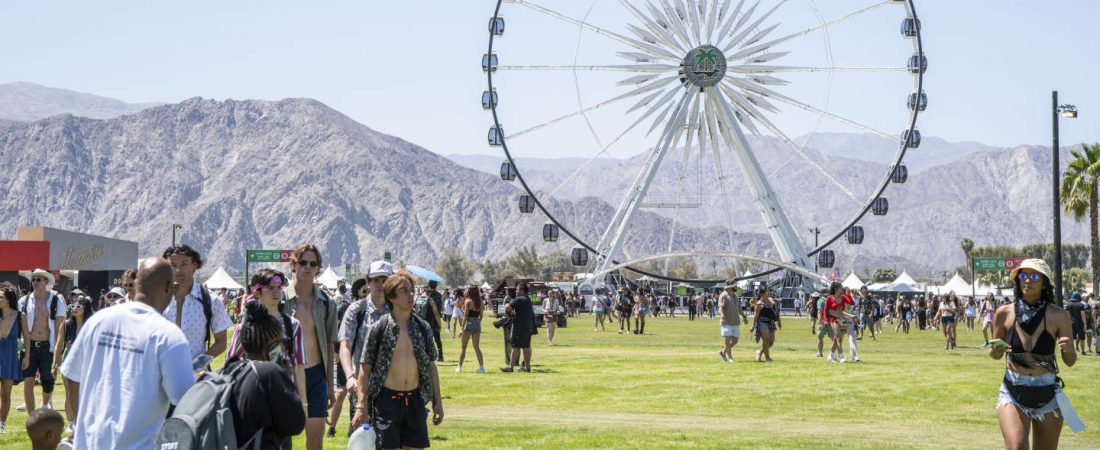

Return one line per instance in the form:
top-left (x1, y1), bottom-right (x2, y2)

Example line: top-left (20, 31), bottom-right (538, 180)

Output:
top-left (443, 293), bottom-right (456, 335)
top-left (544, 290), bottom-right (563, 346)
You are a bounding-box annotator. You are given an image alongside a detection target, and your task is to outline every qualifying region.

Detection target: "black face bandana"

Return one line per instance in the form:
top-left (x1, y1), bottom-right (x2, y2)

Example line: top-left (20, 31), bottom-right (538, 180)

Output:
top-left (1014, 296), bottom-right (1047, 334)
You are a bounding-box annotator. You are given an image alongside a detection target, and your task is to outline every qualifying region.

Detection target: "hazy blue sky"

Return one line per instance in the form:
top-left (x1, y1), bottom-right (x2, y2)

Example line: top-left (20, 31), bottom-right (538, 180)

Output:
top-left (1, 1), bottom-right (1097, 158)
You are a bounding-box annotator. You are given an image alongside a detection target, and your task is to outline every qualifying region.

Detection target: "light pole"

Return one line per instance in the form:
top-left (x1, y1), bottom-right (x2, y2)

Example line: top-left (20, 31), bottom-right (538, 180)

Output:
top-left (1052, 91), bottom-right (1078, 305)
top-left (809, 227), bottom-right (821, 273)
top-left (171, 224), bottom-right (182, 246)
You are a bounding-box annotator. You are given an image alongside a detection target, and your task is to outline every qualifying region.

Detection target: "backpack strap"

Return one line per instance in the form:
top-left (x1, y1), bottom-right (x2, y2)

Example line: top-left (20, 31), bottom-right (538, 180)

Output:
top-left (281, 313), bottom-right (295, 361)
top-left (50, 293), bottom-right (59, 319)
top-left (351, 300), bottom-right (368, 352)
top-left (198, 285), bottom-right (213, 349)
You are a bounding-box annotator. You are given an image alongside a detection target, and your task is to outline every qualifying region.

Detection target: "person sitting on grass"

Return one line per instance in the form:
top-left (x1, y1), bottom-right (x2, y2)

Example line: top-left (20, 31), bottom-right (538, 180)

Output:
top-left (25, 407), bottom-right (65, 450)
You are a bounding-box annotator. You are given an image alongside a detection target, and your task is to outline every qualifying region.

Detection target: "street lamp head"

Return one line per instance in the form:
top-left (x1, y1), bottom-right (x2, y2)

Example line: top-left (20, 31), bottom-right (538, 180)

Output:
top-left (1058, 104), bottom-right (1078, 119)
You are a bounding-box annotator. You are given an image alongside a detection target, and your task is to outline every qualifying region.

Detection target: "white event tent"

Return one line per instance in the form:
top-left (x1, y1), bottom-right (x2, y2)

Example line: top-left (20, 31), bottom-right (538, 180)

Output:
top-left (841, 272), bottom-right (865, 290)
top-left (203, 267), bottom-right (243, 290)
top-left (317, 267), bottom-right (341, 290)
top-left (938, 272), bottom-right (972, 295)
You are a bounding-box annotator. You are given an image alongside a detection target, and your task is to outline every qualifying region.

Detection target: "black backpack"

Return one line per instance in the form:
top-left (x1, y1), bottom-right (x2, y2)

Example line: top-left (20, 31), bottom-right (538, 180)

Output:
top-left (156, 360), bottom-right (262, 450)
top-left (197, 285), bottom-right (214, 349)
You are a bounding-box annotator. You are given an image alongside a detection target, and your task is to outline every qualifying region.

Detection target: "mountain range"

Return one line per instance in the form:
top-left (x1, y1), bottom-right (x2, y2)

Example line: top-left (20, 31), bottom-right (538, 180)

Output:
top-left (0, 82), bottom-right (1091, 280)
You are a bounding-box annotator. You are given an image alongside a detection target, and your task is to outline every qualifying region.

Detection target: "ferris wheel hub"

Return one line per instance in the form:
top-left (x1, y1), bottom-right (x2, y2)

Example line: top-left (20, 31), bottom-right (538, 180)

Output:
top-left (681, 45), bottom-right (727, 88)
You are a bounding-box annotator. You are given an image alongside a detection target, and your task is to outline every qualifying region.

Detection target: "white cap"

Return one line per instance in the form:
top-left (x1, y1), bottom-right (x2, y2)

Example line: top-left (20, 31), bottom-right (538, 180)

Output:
top-left (108, 287), bottom-right (126, 297)
top-left (368, 261), bottom-right (394, 278)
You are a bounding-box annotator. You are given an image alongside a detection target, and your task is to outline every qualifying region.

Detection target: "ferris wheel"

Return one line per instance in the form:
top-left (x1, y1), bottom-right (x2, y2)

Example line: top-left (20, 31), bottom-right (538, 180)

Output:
top-left (483, 0), bottom-right (926, 284)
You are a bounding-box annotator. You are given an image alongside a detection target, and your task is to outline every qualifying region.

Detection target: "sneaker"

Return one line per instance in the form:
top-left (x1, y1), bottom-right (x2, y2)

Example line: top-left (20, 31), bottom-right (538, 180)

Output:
top-left (755, 351), bottom-right (762, 362)
top-left (839, 355), bottom-right (847, 364)
top-left (618, 330), bottom-right (623, 334)
top-left (827, 353), bottom-right (835, 363)
top-left (475, 366), bottom-right (485, 374)
top-left (15, 404), bottom-right (26, 412)
top-left (500, 367), bottom-right (514, 373)
top-left (0, 421), bottom-right (6, 434)
top-left (455, 365), bottom-right (462, 373)
top-left (519, 366), bottom-right (531, 372)
top-left (44, 401), bottom-right (52, 410)
top-left (814, 352), bottom-right (823, 358)
top-left (719, 351), bottom-right (728, 362)
top-left (326, 426), bottom-right (336, 439)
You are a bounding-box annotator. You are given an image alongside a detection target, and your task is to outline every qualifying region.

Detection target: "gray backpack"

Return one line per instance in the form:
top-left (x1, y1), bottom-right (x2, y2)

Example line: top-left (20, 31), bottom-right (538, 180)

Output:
top-left (156, 361), bottom-right (262, 450)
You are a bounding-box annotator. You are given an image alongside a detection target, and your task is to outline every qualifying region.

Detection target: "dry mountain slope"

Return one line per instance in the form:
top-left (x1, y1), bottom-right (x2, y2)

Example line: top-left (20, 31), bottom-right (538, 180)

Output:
top-left (0, 96), bottom-right (784, 274)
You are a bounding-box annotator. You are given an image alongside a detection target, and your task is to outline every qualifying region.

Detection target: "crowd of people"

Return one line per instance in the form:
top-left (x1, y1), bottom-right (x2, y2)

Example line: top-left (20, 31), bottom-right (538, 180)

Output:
top-left (1, 250), bottom-right (1095, 449)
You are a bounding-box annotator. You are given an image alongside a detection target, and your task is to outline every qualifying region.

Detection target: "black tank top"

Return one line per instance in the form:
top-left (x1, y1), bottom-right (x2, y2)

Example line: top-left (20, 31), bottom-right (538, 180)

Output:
top-left (1007, 318), bottom-right (1055, 355)
top-left (758, 302), bottom-right (778, 321)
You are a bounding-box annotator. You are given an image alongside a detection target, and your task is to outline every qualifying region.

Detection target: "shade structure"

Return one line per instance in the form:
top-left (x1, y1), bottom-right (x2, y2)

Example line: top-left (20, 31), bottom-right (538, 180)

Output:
top-left (940, 272), bottom-right (972, 294)
top-left (876, 282), bottom-right (924, 294)
top-left (891, 271), bottom-right (919, 286)
top-left (316, 267), bottom-right (341, 290)
top-left (406, 265), bottom-right (443, 283)
top-left (840, 272), bottom-right (865, 290)
top-left (203, 266), bottom-right (243, 290)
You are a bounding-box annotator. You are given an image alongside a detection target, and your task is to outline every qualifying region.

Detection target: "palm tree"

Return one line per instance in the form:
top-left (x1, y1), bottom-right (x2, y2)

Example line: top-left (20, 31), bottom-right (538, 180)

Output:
top-left (960, 238), bottom-right (974, 283)
top-left (1060, 143), bottom-right (1100, 294)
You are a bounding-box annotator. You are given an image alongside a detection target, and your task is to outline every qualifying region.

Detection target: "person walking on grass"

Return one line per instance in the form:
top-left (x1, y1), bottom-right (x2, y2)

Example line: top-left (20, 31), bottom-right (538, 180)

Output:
top-left (857, 286), bottom-right (876, 341)
top-left (936, 292), bottom-right (959, 350)
top-left (593, 290), bottom-right (607, 332)
top-left (751, 286), bottom-right (780, 362)
top-left (337, 261), bottom-right (391, 437)
top-left (18, 269), bottom-right (66, 415)
top-left (633, 289), bottom-right (648, 335)
top-left (456, 286), bottom-right (485, 373)
top-left (0, 289), bottom-right (25, 435)
top-left (1065, 292), bottom-right (1089, 355)
top-left (965, 296), bottom-right (978, 333)
top-left (616, 287), bottom-right (633, 335)
top-left (544, 289), bottom-right (562, 345)
top-left (824, 282), bottom-right (854, 363)
top-left (351, 270), bottom-right (443, 449)
top-left (896, 294), bottom-right (912, 334)
top-left (980, 293), bottom-right (997, 346)
top-left (718, 282), bottom-right (746, 362)
top-left (502, 284), bottom-right (536, 373)
top-left (989, 259), bottom-right (1082, 450)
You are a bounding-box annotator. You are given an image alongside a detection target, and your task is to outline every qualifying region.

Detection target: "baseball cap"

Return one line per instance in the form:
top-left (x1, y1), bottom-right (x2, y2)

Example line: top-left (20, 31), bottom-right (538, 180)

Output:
top-left (368, 260), bottom-right (394, 278)
top-left (108, 287), bottom-right (126, 297)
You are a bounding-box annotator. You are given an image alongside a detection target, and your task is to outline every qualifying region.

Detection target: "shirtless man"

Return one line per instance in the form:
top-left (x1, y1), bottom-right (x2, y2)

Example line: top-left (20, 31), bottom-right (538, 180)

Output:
top-left (283, 245), bottom-right (338, 450)
top-left (18, 269), bottom-right (67, 413)
top-left (352, 270), bottom-right (443, 450)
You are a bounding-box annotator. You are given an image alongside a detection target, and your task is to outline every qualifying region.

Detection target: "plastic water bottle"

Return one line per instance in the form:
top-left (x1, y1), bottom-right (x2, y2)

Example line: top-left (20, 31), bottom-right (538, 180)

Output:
top-left (347, 423), bottom-right (377, 450)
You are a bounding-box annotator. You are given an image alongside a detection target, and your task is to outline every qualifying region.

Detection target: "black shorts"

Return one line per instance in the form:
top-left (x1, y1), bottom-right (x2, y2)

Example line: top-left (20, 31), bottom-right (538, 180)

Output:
top-left (511, 329), bottom-right (532, 349)
top-left (373, 387), bottom-right (430, 449)
top-left (21, 342), bottom-right (55, 393)
top-left (1071, 322), bottom-right (1085, 340)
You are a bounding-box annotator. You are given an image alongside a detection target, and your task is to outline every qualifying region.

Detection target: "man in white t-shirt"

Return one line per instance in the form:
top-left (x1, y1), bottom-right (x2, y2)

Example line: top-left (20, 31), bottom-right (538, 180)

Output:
top-left (60, 257), bottom-right (195, 450)
top-left (18, 268), bottom-right (67, 413)
top-left (162, 245), bottom-right (234, 359)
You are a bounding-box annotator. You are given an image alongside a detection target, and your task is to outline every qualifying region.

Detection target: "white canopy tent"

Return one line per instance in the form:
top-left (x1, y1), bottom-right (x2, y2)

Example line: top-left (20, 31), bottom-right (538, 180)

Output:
top-left (480, 282), bottom-right (492, 290)
top-left (203, 266), bottom-right (243, 290)
top-left (939, 272), bottom-right (972, 295)
top-left (891, 271), bottom-right (919, 287)
top-left (877, 282), bottom-right (925, 294)
top-left (841, 272), bottom-right (865, 290)
top-left (737, 270), bottom-right (753, 289)
top-left (317, 267), bottom-right (341, 290)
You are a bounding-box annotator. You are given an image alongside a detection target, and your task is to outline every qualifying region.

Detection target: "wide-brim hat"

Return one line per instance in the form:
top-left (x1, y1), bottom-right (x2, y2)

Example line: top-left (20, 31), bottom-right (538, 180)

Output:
top-left (1009, 258), bottom-right (1052, 281)
top-left (28, 268), bottom-right (54, 285)
top-left (724, 280), bottom-right (737, 289)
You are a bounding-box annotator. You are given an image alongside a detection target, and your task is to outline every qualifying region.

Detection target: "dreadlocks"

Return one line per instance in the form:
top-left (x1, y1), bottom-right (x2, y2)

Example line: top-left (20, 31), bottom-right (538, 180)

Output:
top-left (238, 300), bottom-right (284, 357)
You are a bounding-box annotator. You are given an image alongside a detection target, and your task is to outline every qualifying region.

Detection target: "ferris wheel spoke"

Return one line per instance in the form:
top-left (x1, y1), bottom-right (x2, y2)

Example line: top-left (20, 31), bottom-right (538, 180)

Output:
top-left (594, 89), bottom-right (697, 273)
top-left (497, 64), bottom-right (678, 73)
top-left (722, 0), bottom-right (788, 54)
top-left (686, 0), bottom-right (703, 45)
top-left (729, 65), bottom-right (909, 73)
top-left (718, 83), bottom-right (863, 204)
top-left (505, 76), bottom-right (677, 141)
top-left (726, 0), bottom-right (893, 61)
top-left (706, 89), bottom-right (810, 267)
top-left (702, 94), bottom-right (743, 251)
top-left (656, 0), bottom-right (694, 47)
top-left (714, 0), bottom-right (748, 47)
top-left (507, 0), bottom-right (683, 62)
top-left (704, 0), bottom-right (720, 44)
top-left (619, 0), bottom-right (689, 53)
top-left (724, 77), bottom-right (903, 142)
top-left (726, 1), bottom-right (760, 43)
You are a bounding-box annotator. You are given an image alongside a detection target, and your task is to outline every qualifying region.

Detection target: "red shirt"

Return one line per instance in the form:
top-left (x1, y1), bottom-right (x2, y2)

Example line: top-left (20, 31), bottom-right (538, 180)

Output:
top-left (823, 295), bottom-right (852, 324)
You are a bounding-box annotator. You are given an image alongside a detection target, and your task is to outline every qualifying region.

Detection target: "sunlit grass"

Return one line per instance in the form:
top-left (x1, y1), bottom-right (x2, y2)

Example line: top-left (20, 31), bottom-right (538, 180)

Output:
top-left (1, 315), bottom-right (1096, 449)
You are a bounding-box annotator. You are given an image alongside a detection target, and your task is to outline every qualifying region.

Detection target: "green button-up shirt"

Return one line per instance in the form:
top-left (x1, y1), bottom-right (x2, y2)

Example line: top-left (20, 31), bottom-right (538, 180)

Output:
top-left (282, 283), bottom-right (339, 373)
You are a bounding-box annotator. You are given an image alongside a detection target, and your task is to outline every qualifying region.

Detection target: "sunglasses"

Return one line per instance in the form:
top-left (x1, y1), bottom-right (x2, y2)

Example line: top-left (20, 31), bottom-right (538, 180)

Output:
top-left (124, 283), bottom-right (135, 289)
top-left (32, 278), bottom-right (47, 283)
top-left (296, 260), bottom-right (320, 268)
top-left (1017, 273), bottom-right (1042, 281)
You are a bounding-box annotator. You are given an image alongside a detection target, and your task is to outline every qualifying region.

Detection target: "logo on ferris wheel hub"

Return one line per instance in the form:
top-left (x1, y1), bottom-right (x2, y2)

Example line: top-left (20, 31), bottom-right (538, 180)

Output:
top-left (682, 45), bottom-right (727, 88)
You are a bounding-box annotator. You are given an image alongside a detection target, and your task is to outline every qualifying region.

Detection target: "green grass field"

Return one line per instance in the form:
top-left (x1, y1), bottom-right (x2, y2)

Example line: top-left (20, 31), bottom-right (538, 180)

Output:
top-left (2, 315), bottom-right (1097, 449)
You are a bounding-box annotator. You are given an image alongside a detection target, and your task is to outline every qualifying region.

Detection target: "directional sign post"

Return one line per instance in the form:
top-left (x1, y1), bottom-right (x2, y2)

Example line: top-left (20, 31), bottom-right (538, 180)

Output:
top-left (972, 257), bottom-right (1005, 272)
top-left (245, 249), bottom-right (294, 291)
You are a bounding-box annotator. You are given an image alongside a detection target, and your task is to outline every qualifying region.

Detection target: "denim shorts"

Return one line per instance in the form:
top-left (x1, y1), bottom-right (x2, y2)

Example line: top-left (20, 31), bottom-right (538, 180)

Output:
top-left (720, 325), bottom-right (740, 338)
top-left (756, 321), bottom-right (776, 333)
top-left (997, 370), bottom-right (1060, 421)
top-left (304, 364), bottom-right (329, 418)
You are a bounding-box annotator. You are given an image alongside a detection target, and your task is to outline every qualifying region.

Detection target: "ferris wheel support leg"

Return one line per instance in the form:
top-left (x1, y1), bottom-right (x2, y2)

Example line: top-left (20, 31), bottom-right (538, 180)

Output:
top-left (706, 90), bottom-right (811, 270)
top-left (592, 88), bottom-right (695, 280)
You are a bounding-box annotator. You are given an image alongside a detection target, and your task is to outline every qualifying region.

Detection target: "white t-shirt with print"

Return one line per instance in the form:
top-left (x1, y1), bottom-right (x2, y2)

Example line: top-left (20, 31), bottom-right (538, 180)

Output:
top-left (19, 290), bottom-right (67, 348)
top-left (161, 281), bottom-right (234, 358)
top-left (60, 301), bottom-right (195, 450)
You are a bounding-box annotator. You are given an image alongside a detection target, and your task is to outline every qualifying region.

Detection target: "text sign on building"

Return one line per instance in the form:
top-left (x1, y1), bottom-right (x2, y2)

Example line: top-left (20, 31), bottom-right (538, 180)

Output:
top-left (17, 227), bottom-right (138, 271)
top-left (246, 249), bottom-right (294, 263)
